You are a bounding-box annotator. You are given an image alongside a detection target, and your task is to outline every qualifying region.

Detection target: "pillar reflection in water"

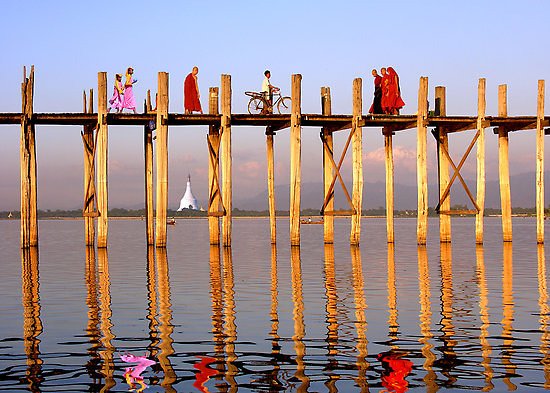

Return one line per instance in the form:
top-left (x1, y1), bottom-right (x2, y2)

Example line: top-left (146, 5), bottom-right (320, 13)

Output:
top-left (417, 246), bottom-right (437, 392)
top-left (387, 243), bottom-right (398, 346)
top-left (501, 242), bottom-right (517, 390)
top-left (209, 244), bottom-right (225, 381)
top-left (21, 247), bottom-right (43, 392)
top-left (350, 246), bottom-right (368, 392)
top-left (475, 245), bottom-right (494, 390)
top-left (290, 246), bottom-right (310, 392)
top-left (269, 244), bottom-right (282, 388)
top-left (145, 246), bottom-right (159, 364)
top-left (537, 244), bottom-right (550, 388)
top-left (323, 243), bottom-right (339, 391)
top-left (156, 248), bottom-right (177, 392)
top-left (97, 247), bottom-right (115, 392)
top-left (223, 246), bottom-right (238, 393)
top-left (84, 246), bottom-right (101, 385)
top-left (438, 243), bottom-right (457, 385)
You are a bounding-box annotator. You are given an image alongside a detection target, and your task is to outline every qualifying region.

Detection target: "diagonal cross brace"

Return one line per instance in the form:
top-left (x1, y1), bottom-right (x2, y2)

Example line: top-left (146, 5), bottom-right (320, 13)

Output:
top-left (435, 129), bottom-right (481, 213)
top-left (81, 123), bottom-right (98, 215)
top-left (207, 134), bottom-right (226, 216)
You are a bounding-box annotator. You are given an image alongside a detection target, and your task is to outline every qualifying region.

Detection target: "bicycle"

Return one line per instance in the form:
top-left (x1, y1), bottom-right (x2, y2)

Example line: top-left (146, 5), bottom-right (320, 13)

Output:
top-left (245, 90), bottom-right (291, 115)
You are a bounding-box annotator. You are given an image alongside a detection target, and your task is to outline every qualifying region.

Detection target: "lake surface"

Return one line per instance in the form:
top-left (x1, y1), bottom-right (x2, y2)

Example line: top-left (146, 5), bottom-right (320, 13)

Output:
top-left (0, 217), bottom-right (549, 392)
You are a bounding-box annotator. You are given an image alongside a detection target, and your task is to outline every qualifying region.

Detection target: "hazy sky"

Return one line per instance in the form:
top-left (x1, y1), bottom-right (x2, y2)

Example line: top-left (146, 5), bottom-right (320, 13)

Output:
top-left (1, 0), bottom-right (549, 211)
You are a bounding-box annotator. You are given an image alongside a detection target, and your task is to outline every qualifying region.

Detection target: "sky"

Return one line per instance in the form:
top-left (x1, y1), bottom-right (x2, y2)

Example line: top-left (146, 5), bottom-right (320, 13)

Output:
top-left (0, 0), bottom-right (549, 211)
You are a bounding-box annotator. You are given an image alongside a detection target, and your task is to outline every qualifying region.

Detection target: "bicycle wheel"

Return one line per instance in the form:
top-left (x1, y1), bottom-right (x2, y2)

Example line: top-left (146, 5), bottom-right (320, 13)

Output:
top-left (248, 98), bottom-right (265, 115)
top-left (277, 97), bottom-right (292, 114)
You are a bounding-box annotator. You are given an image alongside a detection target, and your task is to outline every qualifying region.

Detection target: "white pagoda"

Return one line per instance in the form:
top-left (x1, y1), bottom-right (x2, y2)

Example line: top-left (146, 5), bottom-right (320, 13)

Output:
top-left (177, 174), bottom-right (199, 211)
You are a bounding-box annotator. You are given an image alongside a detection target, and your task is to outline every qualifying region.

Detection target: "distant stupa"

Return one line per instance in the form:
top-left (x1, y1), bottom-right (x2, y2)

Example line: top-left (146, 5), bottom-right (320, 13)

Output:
top-left (177, 174), bottom-right (199, 211)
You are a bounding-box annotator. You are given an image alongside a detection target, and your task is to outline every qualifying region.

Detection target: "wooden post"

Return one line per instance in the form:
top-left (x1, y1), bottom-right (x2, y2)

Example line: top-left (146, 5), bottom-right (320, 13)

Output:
top-left (20, 66), bottom-right (38, 248)
top-left (321, 87), bottom-right (334, 244)
top-left (384, 130), bottom-right (394, 243)
top-left (476, 78), bottom-right (487, 244)
top-left (208, 87), bottom-right (221, 245)
top-left (96, 72), bottom-right (108, 248)
top-left (144, 90), bottom-right (154, 245)
top-left (266, 129), bottom-right (276, 244)
top-left (155, 73), bottom-right (169, 247)
top-left (536, 80), bottom-right (545, 244)
top-left (221, 75), bottom-right (232, 247)
top-left (290, 74), bottom-right (302, 246)
top-left (435, 86), bottom-right (451, 243)
top-left (350, 78), bottom-right (363, 245)
top-left (417, 77), bottom-right (429, 245)
top-left (498, 84), bottom-right (512, 242)
top-left (83, 89), bottom-right (95, 246)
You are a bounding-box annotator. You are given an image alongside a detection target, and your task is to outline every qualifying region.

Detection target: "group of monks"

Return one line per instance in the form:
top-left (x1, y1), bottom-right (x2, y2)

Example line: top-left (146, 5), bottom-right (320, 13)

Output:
top-left (369, 67), bottom-right (405, 115)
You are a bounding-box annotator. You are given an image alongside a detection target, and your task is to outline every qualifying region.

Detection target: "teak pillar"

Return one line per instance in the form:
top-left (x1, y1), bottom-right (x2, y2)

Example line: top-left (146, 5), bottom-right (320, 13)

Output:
top-left (208, 87), bottom-right (221, 245)
top-left (417, 77), bottom-right (429, 245)
top-left (321, 87), bottom-right (334, 244)
top-left (96, 72), bottom-right (109, 248)
top-left (384, 129), bottom-right (394, 243)
top-left (266, 128), bottom-right (276, 244)
top-left (83, 89), bottom-right (96, 246)
top-left (20, 66), bottom-right (38, 248)
top-left (536, 80), bottom-right (545, 244)
top-left (144, 90), bottom-right (154, 245)
top-left (290, 74), bottom-right (302, 246)
top-left (221, 75), bottom-right (232, 247)
top-left (498, 84), bottom-right (512, 242)
top-left (435, 86), bottom-right (451, 243)
top-left (475, 78), bottom-right (487, 244)
top-left (155, 72), bottom-right (169, 247)
top-left (350, 78), bottom-right (363, 246)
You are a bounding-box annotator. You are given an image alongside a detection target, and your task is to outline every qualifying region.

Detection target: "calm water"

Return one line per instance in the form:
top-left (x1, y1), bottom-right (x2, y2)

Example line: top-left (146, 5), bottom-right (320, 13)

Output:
top-left (1, 217), bottom-right (549, 392)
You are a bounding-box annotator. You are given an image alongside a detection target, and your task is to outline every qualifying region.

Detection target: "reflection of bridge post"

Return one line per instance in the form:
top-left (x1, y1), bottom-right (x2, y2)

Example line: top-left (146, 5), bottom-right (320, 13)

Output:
top-left (417, 246), bottom-right (437, 392)
top-left (387, 243), bottom-right (398, 346)
top-left (21, 247), bottom-right (43, 392)
top-left (475, 245), bottom-right (494, 390)
top-left (537, 244), bottom-right (550, 388)
top-left (209, 244), bottom-right (225, 381)
top-left (145, 246), bottom-right (159, 360)
top-left (156, 248), bottom-right (177, 392)
top-left (501, 243), bottom-right (516, 390)
top-left (439, 243), bottom-right (457, 385)
top-left (97, 248), bottom-right (115, 392)
top-left (290, 246), bottom-right (310, 392)
top-left (222, 247), bottom-right (238, 392)
top-left (84, 246), bottom-right (101, 386)
top-left (323, 244), bottom-right (339, 391)
top-left (269, 244), bottom-right (282, 388)
top-left (350, 246), bottom-right (368, 392)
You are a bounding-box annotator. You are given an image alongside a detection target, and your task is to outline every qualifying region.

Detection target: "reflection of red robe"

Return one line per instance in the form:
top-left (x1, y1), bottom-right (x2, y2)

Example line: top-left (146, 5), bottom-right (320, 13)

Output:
top-left (184, 73), bottom-right (202, 112)
top-left (193, 356), bottom-right (218, 393)
top-left (379, 354), bottom-right (413, 393)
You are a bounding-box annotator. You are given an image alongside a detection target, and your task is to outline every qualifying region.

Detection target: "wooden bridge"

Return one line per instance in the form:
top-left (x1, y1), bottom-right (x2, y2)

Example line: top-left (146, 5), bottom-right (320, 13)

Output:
top-left (4, 67), bottom-right (549, 248)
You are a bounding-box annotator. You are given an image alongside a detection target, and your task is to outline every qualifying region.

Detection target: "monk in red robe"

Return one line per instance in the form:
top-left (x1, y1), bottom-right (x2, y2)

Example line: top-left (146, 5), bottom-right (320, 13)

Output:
top-left (380, 67), bottom-right (390, 114)
top-left (385, 67), bottom-right (405, 115)
top-left (184, 66), bottom-right (203, 114)
top-left (369, 69), bottom-right (383, 114)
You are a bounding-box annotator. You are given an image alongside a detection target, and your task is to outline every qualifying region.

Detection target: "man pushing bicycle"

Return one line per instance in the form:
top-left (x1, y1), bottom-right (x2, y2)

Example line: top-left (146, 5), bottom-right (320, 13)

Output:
top-left (261, 70), bottom-right (279, 114)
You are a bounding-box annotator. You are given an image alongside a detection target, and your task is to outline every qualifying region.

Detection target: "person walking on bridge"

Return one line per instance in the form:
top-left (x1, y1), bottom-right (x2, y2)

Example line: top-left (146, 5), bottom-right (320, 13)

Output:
top-left (261, 70), bottom-right (279, 114)
top-left (122, 67), bottom-right (138, 114)
top-left (184, 66), bottom-right (203, 114)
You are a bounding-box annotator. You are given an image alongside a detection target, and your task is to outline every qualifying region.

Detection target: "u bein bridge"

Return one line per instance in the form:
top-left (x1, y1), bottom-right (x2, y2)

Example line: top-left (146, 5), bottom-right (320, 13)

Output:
top-left (4, 66), bottom-right (549, 249)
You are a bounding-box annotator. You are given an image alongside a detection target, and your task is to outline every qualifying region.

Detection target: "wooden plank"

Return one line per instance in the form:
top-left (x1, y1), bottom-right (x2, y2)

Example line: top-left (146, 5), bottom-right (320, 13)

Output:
top-left (537, 80), bottom-right (545, 244)
top-left (144, 92), bottom-right (154, 246)
top-left (266, 131), bottom-right (276, 244)
top-left (208, 87), bottom-right (221, 245)
top-left (96, 72), bottom-right (108, 248)
top-left (323, 210), bottom-right (355, 216)
top-left (476, 78), bottom-right (487, 244)
top-left (435, 86), bottom-right (451, 243)
top-left (290, 74), bottom-right (302, 246)
top-left (439, 210), bottom-right (478, 215)
top-left (498, 84), bottom-right (512, 242)
top-left (321, 87), bottom-right (334, 244)
top-left (385, 131), bottom-right (394, 243)
top-left (417, 77), bottom-right (429, 245)
top-left (155, 72), bottom-right (169, 247)
top-left (221, 75), bottom-right (232, 247)
top-left (350, 78), bottom-right (363, 246)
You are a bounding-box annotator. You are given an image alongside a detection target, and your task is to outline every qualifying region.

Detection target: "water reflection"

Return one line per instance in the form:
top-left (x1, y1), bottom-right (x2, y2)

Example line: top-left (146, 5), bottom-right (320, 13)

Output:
top-left (84, 246), bottom-right (101, 385)
top-left (475, 245), bottom-right (494, 391)
top-left (223, 247), bottom-right (238, 392)
top-left (387, 243), bottom-right (398, 347)
top-left (21, 247), bottom-right (43, 392)
top-left (290, 246), bottom-right (309, 392)
top-left (417, 246), bottom-right (437, 392)
top-left (501, 243), bottom-right (517, 390)
top-left (268, 244), bottom-right (282, 389)
top-left (209, 245), bottom-right (225, 381)
top-left (323, 244), bottom-right (339, 391)
top-left (97, 248), bottom-right (115, 392)
top-left (350, 246), bottom-right (368, 391)
top-left (538, 244), bottom-right (550, 388)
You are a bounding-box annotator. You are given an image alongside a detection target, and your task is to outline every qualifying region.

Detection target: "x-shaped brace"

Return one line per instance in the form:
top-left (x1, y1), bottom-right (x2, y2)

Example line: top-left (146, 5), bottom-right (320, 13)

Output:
top-left (81, 123), bottom-right (99, 216)
top-left (207, 134), bottom-right (226, 217)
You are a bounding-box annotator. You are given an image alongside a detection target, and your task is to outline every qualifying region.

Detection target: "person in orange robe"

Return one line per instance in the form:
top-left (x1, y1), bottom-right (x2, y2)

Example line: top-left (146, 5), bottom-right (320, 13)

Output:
top-left (385, 67), bottom-right (405, 115)
top-left (380, 67), bottom-right (390, 114)
top-left (184, 66), bottom-right (203, 114)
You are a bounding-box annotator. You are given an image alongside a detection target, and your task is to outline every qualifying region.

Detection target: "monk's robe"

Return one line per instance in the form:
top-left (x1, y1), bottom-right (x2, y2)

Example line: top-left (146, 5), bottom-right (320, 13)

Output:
top-left (369, 74), bottom-right (383, 114)
top-left (184, 73), bottom-right (202, 113)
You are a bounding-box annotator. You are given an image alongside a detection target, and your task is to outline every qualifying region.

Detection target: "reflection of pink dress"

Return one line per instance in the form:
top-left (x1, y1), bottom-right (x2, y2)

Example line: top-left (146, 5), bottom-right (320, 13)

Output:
top-left (122, 79), bottom-right (136, 110)
top-left (108, 81), bottom-right (124, 111)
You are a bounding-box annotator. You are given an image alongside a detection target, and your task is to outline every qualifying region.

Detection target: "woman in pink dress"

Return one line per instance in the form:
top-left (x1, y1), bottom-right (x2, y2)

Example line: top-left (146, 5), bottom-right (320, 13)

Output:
top-left (108, 74), bottom-right (124, 113)
top-left (122, 67), bottom-right (138, 113)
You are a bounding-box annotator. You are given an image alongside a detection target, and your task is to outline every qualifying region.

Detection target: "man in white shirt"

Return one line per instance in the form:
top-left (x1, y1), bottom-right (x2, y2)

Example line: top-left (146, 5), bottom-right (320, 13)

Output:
top-left (261, 70), bottom-right (279, 114)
